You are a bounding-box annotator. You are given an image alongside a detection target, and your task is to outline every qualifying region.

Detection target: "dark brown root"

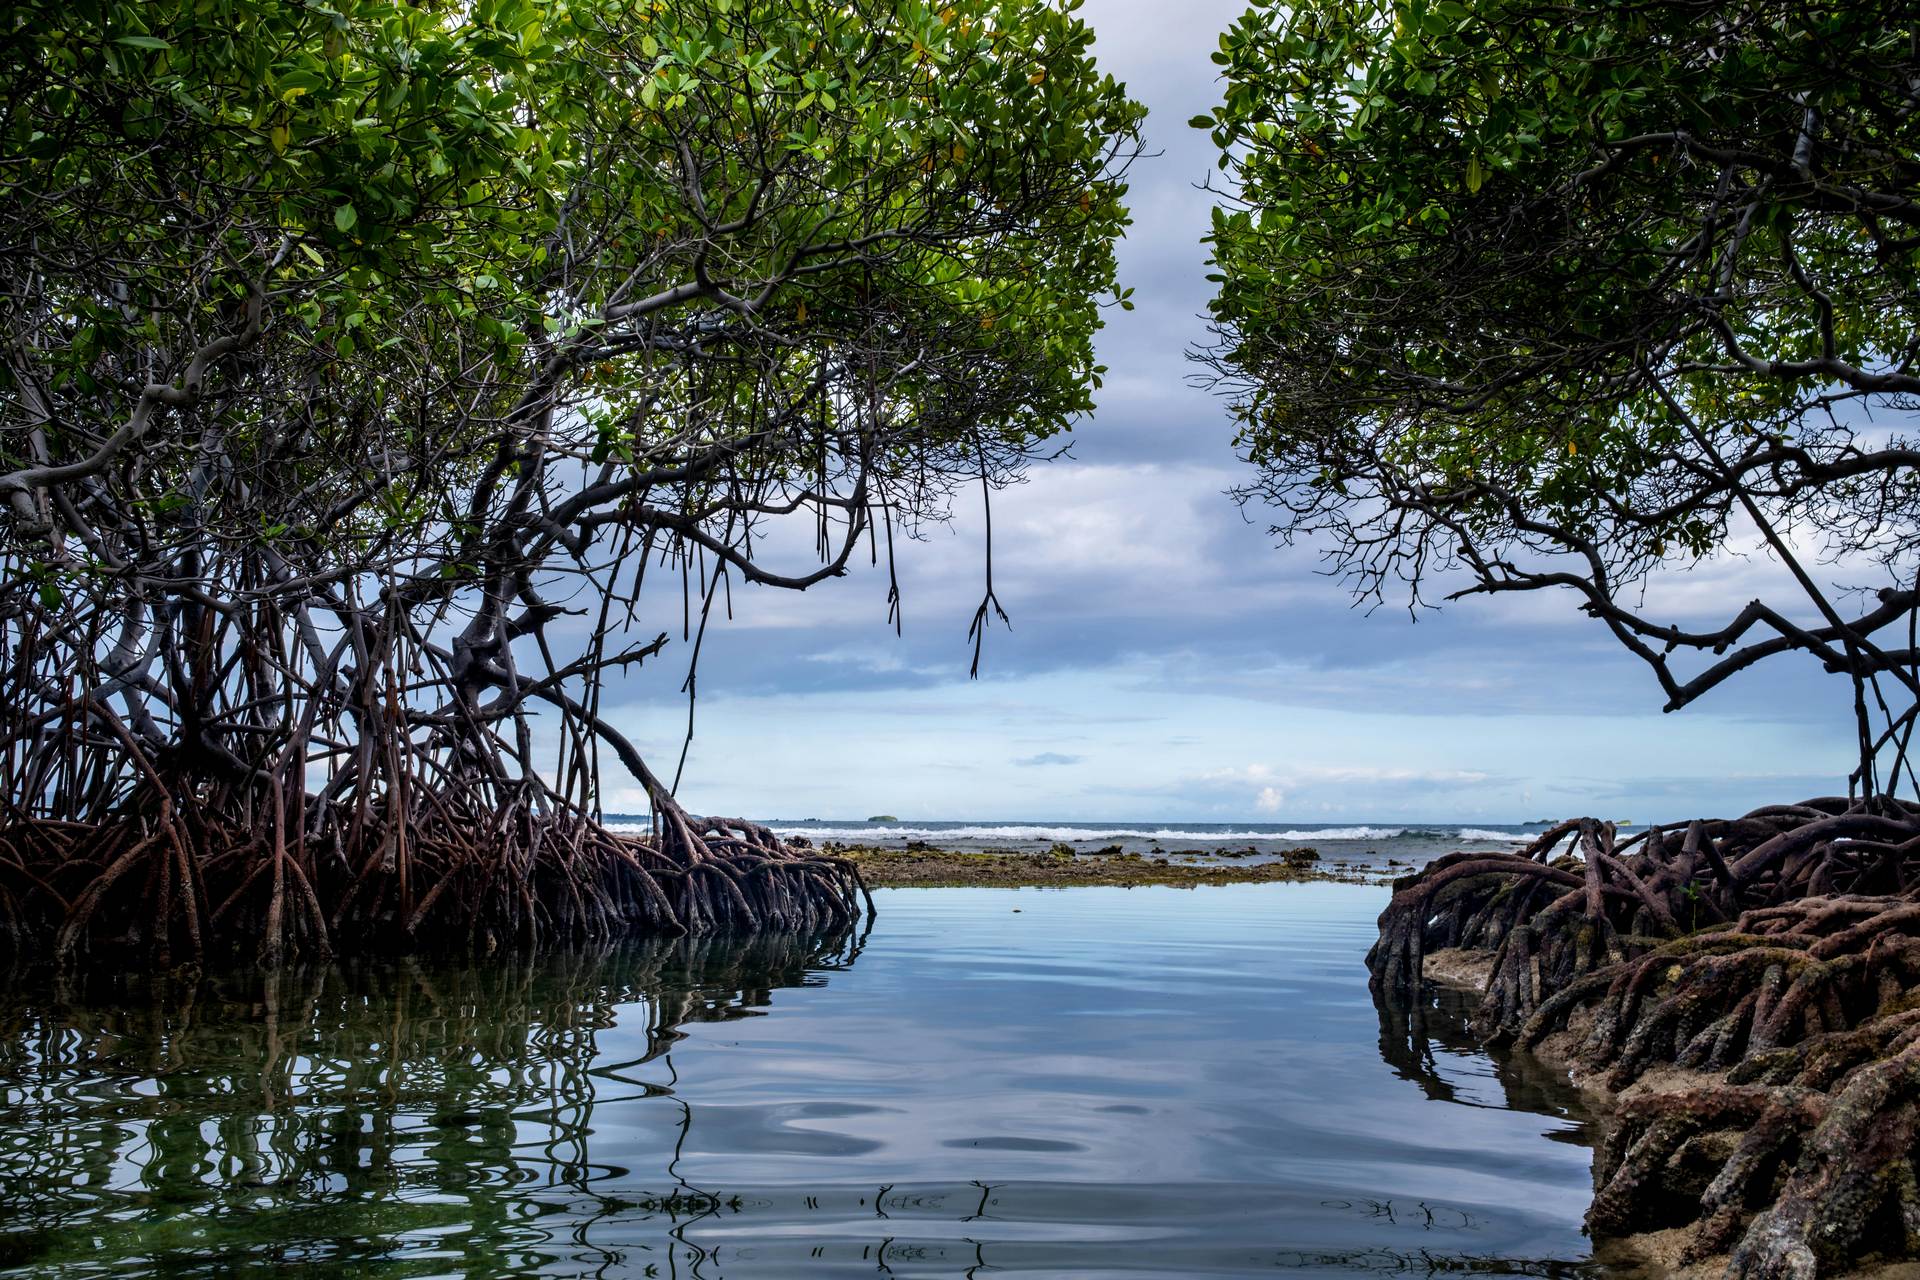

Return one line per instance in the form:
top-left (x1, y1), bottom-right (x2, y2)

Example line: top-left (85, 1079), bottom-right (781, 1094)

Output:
top-left (0, 533), bottom-right (875, 970)
top-left (0, 785), bottom-right (869, 966)
top-left (1369, 800), bottom-right (1920, 1274)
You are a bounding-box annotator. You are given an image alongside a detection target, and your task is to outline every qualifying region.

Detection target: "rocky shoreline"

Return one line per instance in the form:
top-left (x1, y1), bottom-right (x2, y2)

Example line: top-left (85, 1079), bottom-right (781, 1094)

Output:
top-left (811, 841), bottom-right (1372, 889)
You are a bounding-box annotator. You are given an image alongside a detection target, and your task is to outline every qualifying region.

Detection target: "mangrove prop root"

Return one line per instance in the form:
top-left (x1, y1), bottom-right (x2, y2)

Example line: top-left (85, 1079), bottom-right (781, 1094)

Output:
top-left (1368, 800), bottom-right (1920, 1275)
top-left (0, 504), bottom-right (887, 968)
top-left (0, 784), bottom-right (869, 965)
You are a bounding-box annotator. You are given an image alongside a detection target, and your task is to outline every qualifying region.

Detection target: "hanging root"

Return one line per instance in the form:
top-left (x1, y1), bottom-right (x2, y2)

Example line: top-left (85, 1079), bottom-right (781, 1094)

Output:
top-left (0, 785), bottom-right (869, 967)
top-left (1369, 799), bottom-right (1920, 1274)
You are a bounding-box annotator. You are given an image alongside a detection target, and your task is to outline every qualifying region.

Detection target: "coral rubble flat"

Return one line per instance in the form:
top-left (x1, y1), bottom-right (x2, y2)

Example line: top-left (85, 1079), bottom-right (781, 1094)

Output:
top-left (828, 844), bottom-right (1358, 889)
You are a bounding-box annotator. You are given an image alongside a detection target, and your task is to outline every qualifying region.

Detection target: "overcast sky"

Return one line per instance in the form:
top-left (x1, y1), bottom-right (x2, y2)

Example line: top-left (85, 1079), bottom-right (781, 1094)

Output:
top-left (598, 0), bottom-right (1863, 824)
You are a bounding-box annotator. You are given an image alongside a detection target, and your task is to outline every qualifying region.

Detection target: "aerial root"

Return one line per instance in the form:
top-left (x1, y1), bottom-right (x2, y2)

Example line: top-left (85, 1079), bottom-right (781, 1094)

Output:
top-left (1586, 1086), bottom-right (1778, 1237)
top-left (1723, 1039), bottom-right (1920, 1278)
top-left (0, 787), bottom-right (868, 966)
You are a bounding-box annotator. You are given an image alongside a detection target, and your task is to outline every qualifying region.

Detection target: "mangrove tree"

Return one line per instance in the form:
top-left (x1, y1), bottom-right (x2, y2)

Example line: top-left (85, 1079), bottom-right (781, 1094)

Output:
top-left (1199, 0), bottom-right (1920, 1271)
top-left (0, 0), bottom-right (1143, 962)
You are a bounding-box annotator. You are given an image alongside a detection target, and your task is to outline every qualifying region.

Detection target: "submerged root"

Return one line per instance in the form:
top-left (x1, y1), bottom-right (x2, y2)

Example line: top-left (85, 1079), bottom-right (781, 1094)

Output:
top-left (1369, 799), bottom-right (1920, 1275)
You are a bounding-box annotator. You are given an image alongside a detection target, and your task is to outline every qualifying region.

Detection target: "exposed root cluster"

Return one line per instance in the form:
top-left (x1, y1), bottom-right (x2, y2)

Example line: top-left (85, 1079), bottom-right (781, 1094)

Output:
top-left (0, 785), bottom-right (869, 967)
top-left (1369, 799), bottom-right (1920, 1277)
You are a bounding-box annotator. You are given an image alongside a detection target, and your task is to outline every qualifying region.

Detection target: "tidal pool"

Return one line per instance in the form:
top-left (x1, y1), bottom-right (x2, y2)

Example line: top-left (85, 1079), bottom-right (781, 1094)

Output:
top-left (0, 884), bottom-right (1617, 1277)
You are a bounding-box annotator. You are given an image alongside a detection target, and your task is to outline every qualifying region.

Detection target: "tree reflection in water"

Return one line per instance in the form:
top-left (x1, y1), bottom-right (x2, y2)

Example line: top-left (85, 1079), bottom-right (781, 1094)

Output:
top-left (0, 916), bottom-right (1620, 1279)
top-left (0, 928), bottom-right (865, 1276)
top-left (1375, 980), bottom-right (1603, 1143)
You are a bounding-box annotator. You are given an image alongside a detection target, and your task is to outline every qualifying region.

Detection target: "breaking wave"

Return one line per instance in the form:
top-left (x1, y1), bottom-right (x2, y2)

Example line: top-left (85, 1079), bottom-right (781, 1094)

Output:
top-left (600, 818), bottom-right (1546, 845)
top-left (786, 824), bottom-right (1287, 842)
top-left (587, 822), bottom-right (1551, 844)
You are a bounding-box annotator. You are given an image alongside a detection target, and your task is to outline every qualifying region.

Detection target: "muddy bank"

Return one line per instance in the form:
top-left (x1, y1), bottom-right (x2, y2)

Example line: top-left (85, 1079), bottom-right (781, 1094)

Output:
top-left (819, 842), bottom-right (1366, 888)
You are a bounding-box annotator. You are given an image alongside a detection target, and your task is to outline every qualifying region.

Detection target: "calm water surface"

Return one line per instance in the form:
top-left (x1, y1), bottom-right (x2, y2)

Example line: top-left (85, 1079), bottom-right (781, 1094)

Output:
top-left (0, 884), bottom-right (1615, 1277)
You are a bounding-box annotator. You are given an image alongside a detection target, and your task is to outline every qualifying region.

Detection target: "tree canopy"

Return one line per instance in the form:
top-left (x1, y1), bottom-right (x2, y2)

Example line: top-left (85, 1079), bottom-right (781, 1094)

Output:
top-left (1197, 0), bottom-right (1920, 797)
top-left (0, 0), bottom-right (1143, 959)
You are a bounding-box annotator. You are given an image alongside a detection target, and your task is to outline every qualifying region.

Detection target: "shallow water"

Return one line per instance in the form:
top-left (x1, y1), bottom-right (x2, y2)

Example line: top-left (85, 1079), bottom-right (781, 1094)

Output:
top-left (0, 885), bottom-right (1615, 1277)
